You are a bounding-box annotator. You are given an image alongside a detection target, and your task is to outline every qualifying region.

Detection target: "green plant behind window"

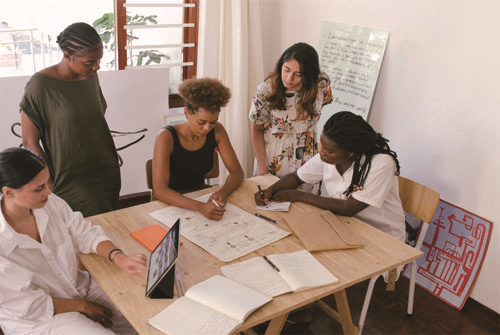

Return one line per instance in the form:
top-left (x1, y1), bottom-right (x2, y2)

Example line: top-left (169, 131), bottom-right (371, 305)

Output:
top-left (92, 12), bottom-right (169, 69)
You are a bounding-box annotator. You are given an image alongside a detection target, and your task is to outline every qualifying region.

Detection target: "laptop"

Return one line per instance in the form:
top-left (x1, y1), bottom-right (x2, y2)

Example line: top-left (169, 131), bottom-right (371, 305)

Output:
top-left (145, 218), bottom-right (180, 298)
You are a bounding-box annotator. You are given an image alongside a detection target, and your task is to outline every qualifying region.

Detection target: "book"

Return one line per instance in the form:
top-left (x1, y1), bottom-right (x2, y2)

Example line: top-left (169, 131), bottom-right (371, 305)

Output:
top-left (221, 250), bottom-right (339, 297)
top-left (148, 275), bottom-right (272, 335)
top-left (130, 224), bottom-right (167, 252)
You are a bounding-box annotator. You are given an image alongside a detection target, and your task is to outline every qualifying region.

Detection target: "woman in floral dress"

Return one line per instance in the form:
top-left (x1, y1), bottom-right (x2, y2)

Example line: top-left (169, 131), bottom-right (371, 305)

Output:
top-left (249, 42), bottom-right (333, 182)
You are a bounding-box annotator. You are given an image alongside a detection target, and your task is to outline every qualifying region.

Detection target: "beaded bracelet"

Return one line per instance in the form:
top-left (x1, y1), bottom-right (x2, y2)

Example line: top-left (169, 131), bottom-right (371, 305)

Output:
top-left (108, 248), bottom-right (123, 262)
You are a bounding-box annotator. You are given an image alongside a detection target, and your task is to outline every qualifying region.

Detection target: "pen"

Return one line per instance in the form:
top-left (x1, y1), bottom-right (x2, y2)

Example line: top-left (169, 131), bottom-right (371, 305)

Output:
top-left (255, 213), bottom-right (277, 224)
top-left (211, 198), bottom-right (221, 210)
top-left (263, 255), bottom-right (280, 272)
top-left (257, 184), bottom-right (265, 200)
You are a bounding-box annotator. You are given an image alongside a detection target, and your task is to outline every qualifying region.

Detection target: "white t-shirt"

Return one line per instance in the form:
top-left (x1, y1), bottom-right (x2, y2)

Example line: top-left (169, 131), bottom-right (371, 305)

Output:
top-left (297, 153), bottom-right (405, 242)
top-left (0, 193), bottom-right (110, 334)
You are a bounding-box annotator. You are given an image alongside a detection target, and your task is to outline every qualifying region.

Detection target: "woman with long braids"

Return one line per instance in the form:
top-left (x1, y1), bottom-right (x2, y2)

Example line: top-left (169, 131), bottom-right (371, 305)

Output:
top-left (254, 111), bottom-right (405, 242)
top-left (20, 22), bottom-right (120, 217)
top-left (249, 42), bottom-right (333, 184)
top-left (0, 147), bottom-right (146, 334)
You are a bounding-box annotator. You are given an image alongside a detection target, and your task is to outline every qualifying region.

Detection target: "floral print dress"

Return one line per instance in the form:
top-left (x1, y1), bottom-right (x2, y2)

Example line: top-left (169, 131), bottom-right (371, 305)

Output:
top-left (249, 72), bottom-right (333, 178)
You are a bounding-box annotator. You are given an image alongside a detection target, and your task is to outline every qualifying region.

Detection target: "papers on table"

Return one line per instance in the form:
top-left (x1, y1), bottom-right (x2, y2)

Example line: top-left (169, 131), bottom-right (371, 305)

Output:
top-left (256, 201), bottom-right (291, 212)
top-left (149, 195), bottom-right (290, 262)
top-left (221, 250), bottom-right (339, 297)
top-left (149, 275), bottom-right (272, 335)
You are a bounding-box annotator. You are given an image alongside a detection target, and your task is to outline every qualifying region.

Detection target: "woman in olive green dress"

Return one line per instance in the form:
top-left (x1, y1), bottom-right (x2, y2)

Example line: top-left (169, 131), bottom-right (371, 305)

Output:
top-left (20, 22), bottom-right (120, 217)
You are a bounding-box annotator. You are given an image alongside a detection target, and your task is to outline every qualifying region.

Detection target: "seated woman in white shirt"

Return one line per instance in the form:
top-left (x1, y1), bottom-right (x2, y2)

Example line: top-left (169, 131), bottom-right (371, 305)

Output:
top-left (254, 111), bottom-right (405, 242)
top-left (0, 147), bottom-right (148, 335)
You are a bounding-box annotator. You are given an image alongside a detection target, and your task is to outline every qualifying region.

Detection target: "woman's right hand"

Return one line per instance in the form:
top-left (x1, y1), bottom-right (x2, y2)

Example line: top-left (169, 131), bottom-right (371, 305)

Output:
top-left (199, 201), bottom-right (225, 221)
top-left (254, 187), bottom-right (273, 205)
top-left (82, 300), bottom-right (113, 328)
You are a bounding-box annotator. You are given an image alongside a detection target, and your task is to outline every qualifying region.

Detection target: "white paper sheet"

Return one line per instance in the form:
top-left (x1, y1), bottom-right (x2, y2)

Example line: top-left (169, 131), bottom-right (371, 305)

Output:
top-left (149, 195), bottom-right (290, 262)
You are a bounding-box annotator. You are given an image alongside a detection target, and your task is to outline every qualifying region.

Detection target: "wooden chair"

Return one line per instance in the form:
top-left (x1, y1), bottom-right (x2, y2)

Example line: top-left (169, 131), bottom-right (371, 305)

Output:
top-left (146, 150), bottom-right (219, 199)
top-left (354, 176), bottom-right (440, 334)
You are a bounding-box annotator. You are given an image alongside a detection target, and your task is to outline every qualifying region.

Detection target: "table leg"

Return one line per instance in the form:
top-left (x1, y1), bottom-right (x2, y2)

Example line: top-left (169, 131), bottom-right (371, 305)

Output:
top-left (334, 290), bottom-right (357, 335)
top-left (264, 312), bottom-right (289, 335)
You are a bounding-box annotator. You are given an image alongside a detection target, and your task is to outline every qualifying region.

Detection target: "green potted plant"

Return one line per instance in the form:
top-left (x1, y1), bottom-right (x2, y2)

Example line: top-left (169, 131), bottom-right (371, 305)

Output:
top-left (92, 12), bottom-right (170, 69)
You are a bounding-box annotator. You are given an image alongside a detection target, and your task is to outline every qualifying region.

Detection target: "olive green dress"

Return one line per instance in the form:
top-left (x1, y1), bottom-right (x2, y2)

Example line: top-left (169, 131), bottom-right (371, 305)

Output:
top-left (20, 72), bottom-right (121, 217)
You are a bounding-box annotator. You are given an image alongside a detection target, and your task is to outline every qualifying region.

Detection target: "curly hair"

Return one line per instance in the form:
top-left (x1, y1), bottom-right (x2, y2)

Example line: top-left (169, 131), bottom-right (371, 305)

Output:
top-left (178, 77), bottom-right (231, 114)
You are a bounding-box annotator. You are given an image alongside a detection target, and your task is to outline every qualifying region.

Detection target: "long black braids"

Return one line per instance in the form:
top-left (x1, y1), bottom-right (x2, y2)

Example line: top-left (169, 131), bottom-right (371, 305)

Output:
top-left (56, 22), bottom-right (102, 55)
top-left (323, 111), bottom-right (400, 198)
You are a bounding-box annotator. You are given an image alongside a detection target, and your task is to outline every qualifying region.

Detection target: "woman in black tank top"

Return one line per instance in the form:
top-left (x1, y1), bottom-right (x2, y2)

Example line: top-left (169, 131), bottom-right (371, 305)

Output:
top-left (152, 78), bottom-right (244, 221)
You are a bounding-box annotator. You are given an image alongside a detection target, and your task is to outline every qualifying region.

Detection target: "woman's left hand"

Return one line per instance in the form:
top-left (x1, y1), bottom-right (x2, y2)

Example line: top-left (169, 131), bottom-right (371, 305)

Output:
top-left (113, 253), bottom-right (148, 274)
top-left (271, 190), bottom-right (303, 203)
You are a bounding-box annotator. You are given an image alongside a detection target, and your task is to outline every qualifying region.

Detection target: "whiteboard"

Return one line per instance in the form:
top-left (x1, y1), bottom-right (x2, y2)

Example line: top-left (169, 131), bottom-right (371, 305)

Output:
top-left (317, 21), bottom-right (389, 132)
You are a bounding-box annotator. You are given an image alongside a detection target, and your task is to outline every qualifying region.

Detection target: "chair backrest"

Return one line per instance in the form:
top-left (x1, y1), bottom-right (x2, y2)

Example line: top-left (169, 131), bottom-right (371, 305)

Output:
top-left (146, 159), bottom-right (153, 190)
top-left (145, 150), bottom-right (220, 190)
top-left (398, 176), bottom-right (440, 224)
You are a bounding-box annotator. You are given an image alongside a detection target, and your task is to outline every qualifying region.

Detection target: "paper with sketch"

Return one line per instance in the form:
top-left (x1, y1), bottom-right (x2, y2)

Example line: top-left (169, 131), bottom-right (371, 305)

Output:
top-left (256, 201), bottom-right (291, 212)
top-left (149, 195), bottom-right (290, 262)
top-left (148, 275), bottom-right (272, 335)
top-left (221, 250), bottom-right (339, 297)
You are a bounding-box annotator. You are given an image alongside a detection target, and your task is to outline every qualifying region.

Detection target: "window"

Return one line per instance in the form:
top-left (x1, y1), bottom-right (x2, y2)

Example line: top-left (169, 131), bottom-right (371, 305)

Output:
top-left (0, 0), bottom-right (113, 76)
top-left (114, 0), bottom-right (199, 107)
top-left (1, 0), bottom-right (199, 106)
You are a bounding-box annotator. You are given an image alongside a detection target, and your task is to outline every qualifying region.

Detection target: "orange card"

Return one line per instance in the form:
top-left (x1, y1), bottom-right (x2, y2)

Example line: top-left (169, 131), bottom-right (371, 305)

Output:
top-left (130, 224), bottom-right (167, 252)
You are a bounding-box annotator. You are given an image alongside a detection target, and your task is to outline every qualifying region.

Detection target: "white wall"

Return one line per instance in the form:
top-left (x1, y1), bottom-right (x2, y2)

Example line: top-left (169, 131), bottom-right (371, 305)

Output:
top-left (0, 68), bottom-right (169, 196)
top-left (260, 0), bottom-right (500, 313)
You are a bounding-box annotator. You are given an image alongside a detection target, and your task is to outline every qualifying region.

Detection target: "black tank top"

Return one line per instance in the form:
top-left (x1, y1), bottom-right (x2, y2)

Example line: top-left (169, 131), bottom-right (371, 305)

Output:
top-left (166, 125), bottom-right (216, 191)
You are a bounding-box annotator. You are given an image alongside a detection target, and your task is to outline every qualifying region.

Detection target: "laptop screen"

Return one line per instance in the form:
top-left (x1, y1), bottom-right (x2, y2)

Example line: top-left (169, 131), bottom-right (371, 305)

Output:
top-left (145, 218), bottom-right (180, 296)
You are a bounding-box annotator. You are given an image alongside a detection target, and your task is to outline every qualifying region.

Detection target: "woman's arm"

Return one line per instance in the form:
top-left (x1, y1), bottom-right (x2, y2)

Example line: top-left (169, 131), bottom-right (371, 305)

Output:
top-left (256, 171), bottom-right (369, 216)
top-left (95, 240), bottom-right (148, 274)
top-left (21, 111), bottom-right (53, 189)
top-left (254, 172), bottom-right (305, 205)
top-left (152, 129), bottom-right (223, 220)
top-left (272, 189), bottom-right (369, 216)
top-left (20, 110), bottom-right (45, 160)
top-left (211, 123), bottom-right (244, 205)
top-left (52, 297), bottom-right (114, 328)
top-left (250, 123), bottom-right (267, 176)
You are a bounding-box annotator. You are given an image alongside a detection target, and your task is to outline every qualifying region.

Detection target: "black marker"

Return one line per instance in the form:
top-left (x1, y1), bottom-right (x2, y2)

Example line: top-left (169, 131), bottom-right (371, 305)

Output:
top-left (263, 255), bottom-right (280, 272)
top-left (257, 184), bottom-right (265, 200)
top-left (255, 213), bottom-right (277, 224)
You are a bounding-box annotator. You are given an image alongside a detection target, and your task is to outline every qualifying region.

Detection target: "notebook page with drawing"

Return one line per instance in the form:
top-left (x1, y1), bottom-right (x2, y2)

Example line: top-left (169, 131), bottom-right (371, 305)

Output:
top-left (146, 219), bottom-right (180, 297)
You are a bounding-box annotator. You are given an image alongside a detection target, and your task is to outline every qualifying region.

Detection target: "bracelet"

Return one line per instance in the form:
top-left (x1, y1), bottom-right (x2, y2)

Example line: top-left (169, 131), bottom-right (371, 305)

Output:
top-left (108, 248), bottom-right (123, 262)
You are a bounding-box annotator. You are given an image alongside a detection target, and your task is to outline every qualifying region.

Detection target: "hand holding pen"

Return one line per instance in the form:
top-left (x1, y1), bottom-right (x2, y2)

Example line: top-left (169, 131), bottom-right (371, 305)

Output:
top-left (254, 184), bottom-right (272, 205)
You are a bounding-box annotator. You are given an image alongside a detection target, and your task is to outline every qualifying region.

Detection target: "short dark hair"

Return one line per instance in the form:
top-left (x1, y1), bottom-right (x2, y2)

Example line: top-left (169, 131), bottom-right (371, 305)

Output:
top-left (56, 22), bottom-right (102, 55)
top-left (0, 147), bottom-right (46, 190)
top-left (178, 77), bottom-right (231, 114)
top-left (323, 111), bottom-right (401, 197)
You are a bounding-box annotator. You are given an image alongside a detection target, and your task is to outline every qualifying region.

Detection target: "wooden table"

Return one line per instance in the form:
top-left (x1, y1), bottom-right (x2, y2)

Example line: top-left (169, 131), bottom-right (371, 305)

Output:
top-left (81, 175), bottom-right (422, 335)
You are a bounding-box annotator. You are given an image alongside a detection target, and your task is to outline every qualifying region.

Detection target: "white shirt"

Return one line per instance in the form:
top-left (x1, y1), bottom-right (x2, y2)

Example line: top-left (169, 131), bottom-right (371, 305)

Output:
top-left (297, 154), bottom-right (405, 242)
top-left (0, 193), bottom-right (109, 334)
